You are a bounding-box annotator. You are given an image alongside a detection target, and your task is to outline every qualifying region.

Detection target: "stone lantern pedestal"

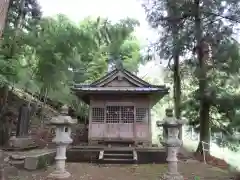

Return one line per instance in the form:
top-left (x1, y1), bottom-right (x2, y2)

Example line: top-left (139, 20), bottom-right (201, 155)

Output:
top-left (47, 105), bottom-right (77, 179)
top-left (156, 108), bottom-right (185, 180)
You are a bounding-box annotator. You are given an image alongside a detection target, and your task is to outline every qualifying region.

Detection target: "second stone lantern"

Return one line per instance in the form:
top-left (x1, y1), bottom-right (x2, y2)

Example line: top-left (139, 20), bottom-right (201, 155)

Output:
top-left (47, 105), bottom-right (77, 179)
top-left (156, 108), bottom-right (185, 180)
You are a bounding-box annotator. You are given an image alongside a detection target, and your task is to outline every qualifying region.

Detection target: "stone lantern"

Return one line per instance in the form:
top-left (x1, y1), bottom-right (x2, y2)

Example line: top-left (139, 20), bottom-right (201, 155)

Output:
top-left (156, 108), bottom-right (185, 180)
top-left (47, 105), bottom-right (77, 179)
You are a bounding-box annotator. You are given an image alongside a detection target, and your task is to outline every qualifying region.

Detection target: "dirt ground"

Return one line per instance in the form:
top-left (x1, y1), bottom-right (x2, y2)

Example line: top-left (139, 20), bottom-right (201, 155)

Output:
top-left (6, 161), bottom-right (233, 180)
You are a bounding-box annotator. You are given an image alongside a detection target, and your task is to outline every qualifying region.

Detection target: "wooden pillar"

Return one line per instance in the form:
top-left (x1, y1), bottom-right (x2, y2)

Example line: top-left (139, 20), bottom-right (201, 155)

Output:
top-left (133, 106), bottom-right (136, 145)
top-left (88, 101), bottom-right (92, 144)
top-left (148, 104), bottom-right (152, 147)
top-left (104, 102), bottom-right (106, 139)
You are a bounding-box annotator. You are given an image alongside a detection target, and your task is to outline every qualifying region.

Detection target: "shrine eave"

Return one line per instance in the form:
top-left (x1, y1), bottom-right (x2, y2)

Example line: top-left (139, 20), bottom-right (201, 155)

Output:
top-left (72, 86), bottom-right (169, 93)
top-left (72, 86), bottom-right (169, 105)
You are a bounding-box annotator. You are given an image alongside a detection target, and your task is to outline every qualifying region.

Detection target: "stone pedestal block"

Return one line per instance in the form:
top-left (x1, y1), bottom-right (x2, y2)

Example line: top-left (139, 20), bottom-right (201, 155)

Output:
top-left (47, 170), bottom-right (71, 179)
top-left (24, 150), bottom-right (56, 170)
top-left (162, 173), bottom-right (184, 180)
top-left (9, 136), bottom-right (35, 149)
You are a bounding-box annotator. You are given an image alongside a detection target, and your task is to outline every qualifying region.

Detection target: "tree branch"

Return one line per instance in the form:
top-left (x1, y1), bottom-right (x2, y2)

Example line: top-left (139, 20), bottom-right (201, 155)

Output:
top-left (201, 9), bottom-right (240, 24)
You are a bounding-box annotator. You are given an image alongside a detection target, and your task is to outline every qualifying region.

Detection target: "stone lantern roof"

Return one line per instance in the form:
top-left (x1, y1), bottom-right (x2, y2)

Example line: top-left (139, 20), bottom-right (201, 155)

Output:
top-left (156, 108), bottom-right (186, 128)
top-left (50, 105), bottom-right (77, 126)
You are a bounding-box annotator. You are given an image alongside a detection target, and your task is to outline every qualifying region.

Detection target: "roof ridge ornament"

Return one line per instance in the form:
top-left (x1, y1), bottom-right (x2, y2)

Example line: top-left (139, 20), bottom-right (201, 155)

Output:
top-left (115, 57), bottom-right (123, 70)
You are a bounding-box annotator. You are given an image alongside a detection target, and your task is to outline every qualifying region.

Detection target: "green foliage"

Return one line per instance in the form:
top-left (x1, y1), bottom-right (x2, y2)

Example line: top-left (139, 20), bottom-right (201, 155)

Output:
top-left (37, 155), bottom-right (50, 169)
top-left (0, 0), bottom-right (144, 120)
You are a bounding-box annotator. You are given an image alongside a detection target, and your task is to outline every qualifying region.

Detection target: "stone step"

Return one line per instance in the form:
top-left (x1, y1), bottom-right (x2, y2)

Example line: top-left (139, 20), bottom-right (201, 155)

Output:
top-left (104, 153), bottom-right (133, 157)
top-left (102, 158), bottom-right (134, 164)
top-left (104, 150), bottom-right (133, 154)
top-left (99, 149), bottom-right (137, 164)
top-left (103, 158), bottom-right (133, 161)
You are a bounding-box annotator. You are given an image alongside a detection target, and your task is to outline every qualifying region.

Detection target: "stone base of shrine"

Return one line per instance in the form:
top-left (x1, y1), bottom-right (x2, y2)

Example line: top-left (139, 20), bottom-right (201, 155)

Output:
top-left (47, 170), bottom-right (71, 179)
top-left (161, 173), bottom-right (184, 180)
top-left (67, 145), bottom-right (167, 164)
top-left (4, 136), bottom-right (38, 151)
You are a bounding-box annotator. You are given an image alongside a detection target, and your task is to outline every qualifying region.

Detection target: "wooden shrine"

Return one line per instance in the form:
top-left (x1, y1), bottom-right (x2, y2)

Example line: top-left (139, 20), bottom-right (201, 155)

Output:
top-left (72, 68), bottom-right (169, 147)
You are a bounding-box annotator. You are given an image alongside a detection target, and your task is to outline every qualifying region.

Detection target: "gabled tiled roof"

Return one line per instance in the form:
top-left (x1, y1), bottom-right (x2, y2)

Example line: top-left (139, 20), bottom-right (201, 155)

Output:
top-left (73, 68), bottom-right (168, 92)
top-left (72, 68), bottom-right (169, 105)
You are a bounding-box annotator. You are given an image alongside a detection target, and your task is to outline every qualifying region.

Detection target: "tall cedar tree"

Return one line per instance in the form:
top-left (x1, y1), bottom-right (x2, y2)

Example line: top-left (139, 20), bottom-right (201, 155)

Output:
top-left (143, 0), bottom-right (240, 153)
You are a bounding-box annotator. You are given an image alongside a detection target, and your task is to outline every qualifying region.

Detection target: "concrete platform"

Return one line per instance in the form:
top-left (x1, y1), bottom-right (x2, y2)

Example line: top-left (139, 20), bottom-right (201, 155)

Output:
top-left (67, 145), bottom-right (166, 164)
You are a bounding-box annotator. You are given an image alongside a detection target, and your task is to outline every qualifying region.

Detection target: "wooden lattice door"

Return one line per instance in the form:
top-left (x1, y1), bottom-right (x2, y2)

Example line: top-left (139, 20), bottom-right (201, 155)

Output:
top-left (135, 107), bottom-right (149, 140)
top-left (91, 107), bottom-right (105, 138)
top-left (105, 106), bottom-right (134, 139)
top-left (106, 106), bottom-right (120, 138)
top-left (119, 106), bottom-right (134, 139)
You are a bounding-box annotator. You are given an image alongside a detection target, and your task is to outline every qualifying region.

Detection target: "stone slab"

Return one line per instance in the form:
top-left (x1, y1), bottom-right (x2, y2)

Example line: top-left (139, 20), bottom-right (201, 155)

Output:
top-left (24, 150), bottom-right (56, 170)
top-left (3, 165), bottom-right (19, 177)
top-left (24, 156), bottom-right (38, 170)
top-left (9, 137), bottom-right (35, 149)
top-left (10, 154), bottom-right (25, 160)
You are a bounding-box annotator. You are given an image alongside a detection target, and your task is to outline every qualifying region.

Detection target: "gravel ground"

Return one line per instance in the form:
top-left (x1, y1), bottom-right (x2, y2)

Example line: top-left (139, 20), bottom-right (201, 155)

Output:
top-left (5, 161), bottom-right (233, 180)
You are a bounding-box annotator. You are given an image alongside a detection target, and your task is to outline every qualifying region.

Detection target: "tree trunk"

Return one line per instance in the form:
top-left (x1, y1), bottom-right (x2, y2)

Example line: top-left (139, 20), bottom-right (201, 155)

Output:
top-left (0, 149), bottom-right (5, 180)
top-left (0, 85), bottom-right (8, 108)
top-left (196, 102), bottom-right (210, 153)
top-left (0, 1), bottom-right (10, 179)
top-left (0, 86), bottom-right (9, 180)
top-left (8, 0), bottom-right (25, 57)
top-left (161, 1), bottom-right (183, 141)
top-left (40, 87), bottom-right (48, 127)
top-left (0, 1), bottom-right (25, 179)
top-left (194, 0), bottom-right (210, 154)
top-left (0, 0), bottom-right (26, 145)
top-left (173, 40), bottom-right (181, 140)
top-left (167, 1), bottom-right (182, 140)
top-left (0, 0), bottom-right (10, 38)
top-left (0, 85), bottom-right (9, 146)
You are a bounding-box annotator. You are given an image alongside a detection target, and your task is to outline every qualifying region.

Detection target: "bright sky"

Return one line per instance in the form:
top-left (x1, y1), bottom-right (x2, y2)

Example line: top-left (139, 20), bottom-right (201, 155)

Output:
top-left (38, 0), bottom-right (156, 45)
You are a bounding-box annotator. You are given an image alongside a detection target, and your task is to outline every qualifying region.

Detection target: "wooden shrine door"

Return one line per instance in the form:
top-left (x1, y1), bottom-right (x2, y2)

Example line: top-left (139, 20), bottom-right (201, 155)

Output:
top-left (105, 106), bottom-right (134, 140)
